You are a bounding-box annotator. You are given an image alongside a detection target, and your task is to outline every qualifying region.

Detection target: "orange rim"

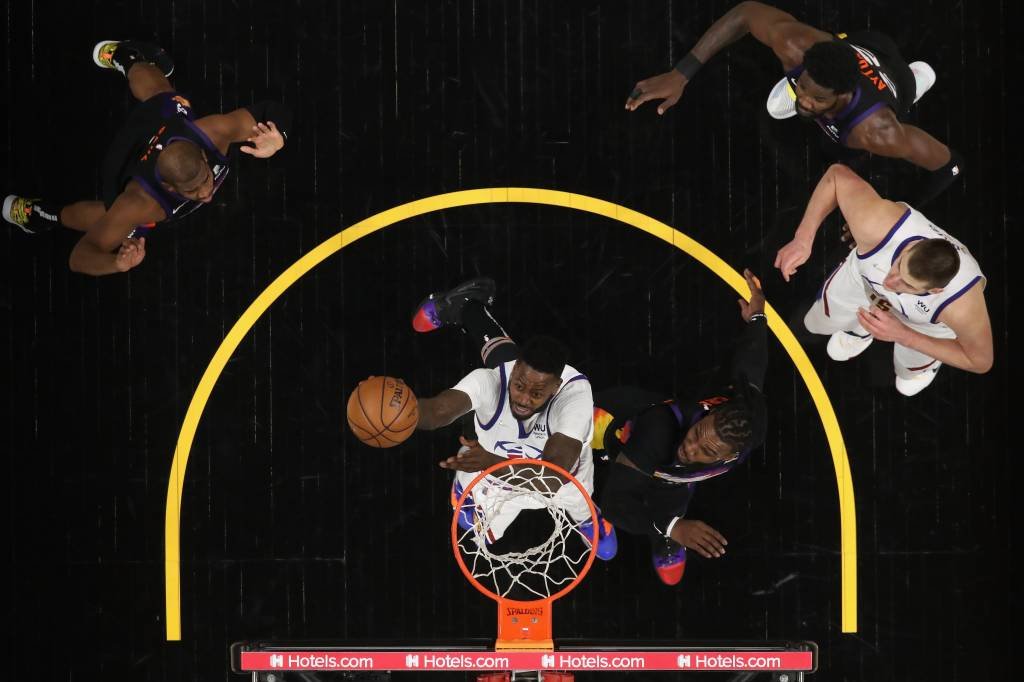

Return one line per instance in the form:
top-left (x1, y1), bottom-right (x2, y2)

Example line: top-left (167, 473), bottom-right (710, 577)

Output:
top-left (450, 458), bottom-right (599, 605)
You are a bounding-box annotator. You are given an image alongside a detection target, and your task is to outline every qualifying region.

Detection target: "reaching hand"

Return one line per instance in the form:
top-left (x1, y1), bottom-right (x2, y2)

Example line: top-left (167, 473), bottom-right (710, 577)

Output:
top-left (438, 436), bottom-right (503, 473)
top-left (774, 236), bottom-right (813, 282)
top-left (625, 69), bottom-right (688, 115)
top-left (737, 268), bottom-right (766, 320)
top-left (857, 306), bottom-right (911, 344)
top-left (669, 519), bottom-right (728, 559)
top-left (240, 121), bottom-right (285, 158)
top-left (115, 237), bottom-right (146, 272)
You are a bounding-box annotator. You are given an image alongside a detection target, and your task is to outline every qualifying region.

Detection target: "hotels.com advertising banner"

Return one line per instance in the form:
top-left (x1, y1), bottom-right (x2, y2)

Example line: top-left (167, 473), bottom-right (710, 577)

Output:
top-left (239, 649), bottom-right (815, 672)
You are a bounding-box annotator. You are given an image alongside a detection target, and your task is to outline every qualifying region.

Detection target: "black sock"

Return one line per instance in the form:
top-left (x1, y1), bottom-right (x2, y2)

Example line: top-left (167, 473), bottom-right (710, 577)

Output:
top-left (460, 301), bottom-right (518, 369)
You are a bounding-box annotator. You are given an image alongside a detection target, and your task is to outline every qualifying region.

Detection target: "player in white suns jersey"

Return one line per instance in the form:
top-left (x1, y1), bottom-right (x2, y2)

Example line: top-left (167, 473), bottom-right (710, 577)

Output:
top-left (408, 279), bottom-right (616, 558)
top-left (775, 164), bottom-right (993, 396)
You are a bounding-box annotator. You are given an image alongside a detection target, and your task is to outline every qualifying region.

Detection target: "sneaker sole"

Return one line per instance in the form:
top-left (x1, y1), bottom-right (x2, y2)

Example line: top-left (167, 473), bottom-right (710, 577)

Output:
top-left (2, 194), bottom-right (31, 233)
top-left (92, 39), bottom-right (175, 77)
top-left (92, 39), bottom-right (120, 70)
top-left (766, 76), bottom-right (798, 120)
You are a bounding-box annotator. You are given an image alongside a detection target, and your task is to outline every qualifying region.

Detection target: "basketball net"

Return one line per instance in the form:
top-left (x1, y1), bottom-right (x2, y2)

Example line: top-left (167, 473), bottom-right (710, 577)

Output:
top-left (451, 459), bottom-right (598, 650)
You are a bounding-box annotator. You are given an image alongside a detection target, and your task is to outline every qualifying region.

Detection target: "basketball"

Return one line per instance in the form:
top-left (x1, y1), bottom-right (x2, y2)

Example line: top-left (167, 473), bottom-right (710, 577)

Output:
top-left (346, 376), bottom-right (419, 448)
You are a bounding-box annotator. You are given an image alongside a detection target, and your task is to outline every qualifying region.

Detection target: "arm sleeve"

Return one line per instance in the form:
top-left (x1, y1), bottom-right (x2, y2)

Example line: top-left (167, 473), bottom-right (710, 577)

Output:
top-left (730, 315), bottom-right (768, 392)
top-left (244, 101), bottom-right (293, 141)
top-left (601, 462), bottom-right (695, 538)
top-left (600, 462), bottom-right (664, 537)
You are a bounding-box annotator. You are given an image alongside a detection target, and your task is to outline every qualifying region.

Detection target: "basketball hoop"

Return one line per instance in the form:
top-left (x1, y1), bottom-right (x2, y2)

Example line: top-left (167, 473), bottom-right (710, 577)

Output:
top-left (451, 458), bottom-right (599, 651)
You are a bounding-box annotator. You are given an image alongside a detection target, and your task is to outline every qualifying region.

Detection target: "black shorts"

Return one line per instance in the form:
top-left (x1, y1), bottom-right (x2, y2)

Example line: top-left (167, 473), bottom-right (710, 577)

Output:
top-left (100, 91), bottom-right (195, 208)
top-left (842, 31), bottom-right (917, 116)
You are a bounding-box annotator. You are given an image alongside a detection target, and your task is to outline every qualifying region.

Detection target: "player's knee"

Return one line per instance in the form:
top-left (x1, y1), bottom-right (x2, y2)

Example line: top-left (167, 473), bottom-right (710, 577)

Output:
top-left (803, 306), bottom-right (830, 334)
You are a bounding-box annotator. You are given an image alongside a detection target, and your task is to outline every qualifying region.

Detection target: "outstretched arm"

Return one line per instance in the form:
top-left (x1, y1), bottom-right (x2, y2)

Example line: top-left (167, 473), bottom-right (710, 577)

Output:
top-left (625, 1), bottom-right (830, 114)
top-left (416, 389), bottom-right (473, 430)
top-left (196, 101), bottom-right (291, 157)
top-left (774, 164), bottom-right (907, 281)
top-left (732, 269), bottom-right (769, 391)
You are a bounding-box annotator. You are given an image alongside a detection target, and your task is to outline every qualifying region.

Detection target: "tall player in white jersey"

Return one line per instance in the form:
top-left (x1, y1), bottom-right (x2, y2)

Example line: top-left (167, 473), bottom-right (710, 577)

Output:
top-left (775, 164), bottom-right (993, 396)
top-left (409, 279), bottom-right (616, 557)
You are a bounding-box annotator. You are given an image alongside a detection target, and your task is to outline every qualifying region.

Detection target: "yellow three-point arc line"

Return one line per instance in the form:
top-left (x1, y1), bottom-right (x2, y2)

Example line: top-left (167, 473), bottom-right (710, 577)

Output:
top-left (164, 188), bottom-right (857, 640)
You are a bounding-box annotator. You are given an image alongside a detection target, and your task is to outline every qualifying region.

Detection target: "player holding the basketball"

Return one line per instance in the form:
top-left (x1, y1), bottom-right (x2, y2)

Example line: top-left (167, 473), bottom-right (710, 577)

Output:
top-left (775, 164), bottom-right (992, 395)
top-left (409, 278), bottom-right (617, 559)
top-left (594, 269), bottom-right (767, 585)
top-left (3, 40), bottom-right (290, 275)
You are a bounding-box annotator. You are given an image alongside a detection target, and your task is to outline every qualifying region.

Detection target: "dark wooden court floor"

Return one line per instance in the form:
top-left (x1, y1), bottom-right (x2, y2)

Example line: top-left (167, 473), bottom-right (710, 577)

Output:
top-left (1, 1), bottom-right (1011, 680)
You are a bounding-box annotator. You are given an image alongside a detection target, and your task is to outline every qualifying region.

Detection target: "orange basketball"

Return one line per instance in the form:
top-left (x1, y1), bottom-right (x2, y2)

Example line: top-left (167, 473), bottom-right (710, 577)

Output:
top-left (346, 376), bottom-right (419, 448)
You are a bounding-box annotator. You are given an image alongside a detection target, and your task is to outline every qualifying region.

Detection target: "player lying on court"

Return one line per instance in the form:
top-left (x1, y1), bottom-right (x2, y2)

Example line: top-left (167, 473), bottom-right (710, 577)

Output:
top-left (775, 164), bottom-right (992, 396)
top-left (593, 270), bottom-right (768, 585)
top-left (409, 278), bottom-right (617, 559)
top-left (625, 1), bottom-right (962, 205)
top-left (3, 40), bottom-right (290, 275)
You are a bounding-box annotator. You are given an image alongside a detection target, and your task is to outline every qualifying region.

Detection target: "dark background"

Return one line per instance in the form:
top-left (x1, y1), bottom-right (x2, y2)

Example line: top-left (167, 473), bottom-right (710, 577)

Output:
top-left (1, 1), bottom-right (1013, 680)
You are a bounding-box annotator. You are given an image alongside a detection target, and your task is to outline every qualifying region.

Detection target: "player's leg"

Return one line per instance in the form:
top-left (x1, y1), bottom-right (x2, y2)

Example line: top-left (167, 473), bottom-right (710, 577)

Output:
top-left (803, 257), bottom-right (875, 361)
top-left (58, 201), bottom-right (108, 232)
top-left (646, 483), bottom-right (696, 586)
top-left (93, 40), bottom-right (175, 102)
top-left (892, 341), bottom-right (944, 397)
top-left (2, 196), bottom-right (108, 234)
top-left (412, 277), bottom-right (519, 368)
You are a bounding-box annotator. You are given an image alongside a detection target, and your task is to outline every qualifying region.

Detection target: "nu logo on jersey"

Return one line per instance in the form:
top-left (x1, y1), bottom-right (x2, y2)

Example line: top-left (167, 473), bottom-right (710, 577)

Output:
top-left (492, 441), bottom-right (543, 458)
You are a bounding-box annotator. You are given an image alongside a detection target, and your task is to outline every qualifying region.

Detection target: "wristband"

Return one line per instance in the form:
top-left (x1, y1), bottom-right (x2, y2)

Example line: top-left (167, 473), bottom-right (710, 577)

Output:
top-left (748, 313), bottom-right (767, 323)
top-left (673, 52), bottom-right (703, 80)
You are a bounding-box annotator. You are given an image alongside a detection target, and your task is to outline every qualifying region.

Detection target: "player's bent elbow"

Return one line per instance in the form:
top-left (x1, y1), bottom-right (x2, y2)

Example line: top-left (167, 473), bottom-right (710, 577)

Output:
top-left (968, 355), bottom-right (994, 374)
top-left (68, 249), bottom-right (89, 274)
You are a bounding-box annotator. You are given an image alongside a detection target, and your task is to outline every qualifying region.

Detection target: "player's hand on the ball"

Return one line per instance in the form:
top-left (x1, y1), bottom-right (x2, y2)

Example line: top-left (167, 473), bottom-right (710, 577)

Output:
top-left (439, 437), bottom-right (502, 472)
top-left (737, 269), bottom-right (765, 320)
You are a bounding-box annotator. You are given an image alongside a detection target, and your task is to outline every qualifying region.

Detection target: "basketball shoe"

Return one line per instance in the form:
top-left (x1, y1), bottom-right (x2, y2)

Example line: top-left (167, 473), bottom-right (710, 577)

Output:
top-left (827, 331), bottom-right (874, 361)
top-left (579, 514), bottom-right (618, 561)
top-left (895, 367), bottom-right (939, 397)
top-left (451, 479), bottom-right (477, 533)
top-left (652, 537), bottom-right (687, 586)
top-left (2, 196), bottom-right (61, 234)
top-left (412, 277), bottom-right (496, 332)
top-left (93, 40), bottom-right (175, 77)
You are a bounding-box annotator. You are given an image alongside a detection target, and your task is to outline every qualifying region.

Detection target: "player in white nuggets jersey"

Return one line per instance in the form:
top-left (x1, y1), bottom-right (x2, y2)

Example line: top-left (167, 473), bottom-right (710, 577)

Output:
top-left (776, 164), bottom-right (993, 396)
top-left (408, 278), bottom-right (616, 557)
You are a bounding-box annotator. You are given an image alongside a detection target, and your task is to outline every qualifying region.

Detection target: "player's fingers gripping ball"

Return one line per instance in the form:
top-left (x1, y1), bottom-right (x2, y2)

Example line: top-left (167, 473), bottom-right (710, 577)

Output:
top-left (346, 376), bottom-right (419, 448)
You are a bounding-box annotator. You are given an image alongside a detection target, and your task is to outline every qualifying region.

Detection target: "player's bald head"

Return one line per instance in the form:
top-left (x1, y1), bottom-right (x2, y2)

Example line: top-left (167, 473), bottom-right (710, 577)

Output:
top-left (157, 140), bottom-right (207, 189)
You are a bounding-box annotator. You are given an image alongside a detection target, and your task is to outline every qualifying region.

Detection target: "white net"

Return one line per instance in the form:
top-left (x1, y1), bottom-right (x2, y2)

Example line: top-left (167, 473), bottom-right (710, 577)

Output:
top-left (454, 462), bottom-right (596, 601)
